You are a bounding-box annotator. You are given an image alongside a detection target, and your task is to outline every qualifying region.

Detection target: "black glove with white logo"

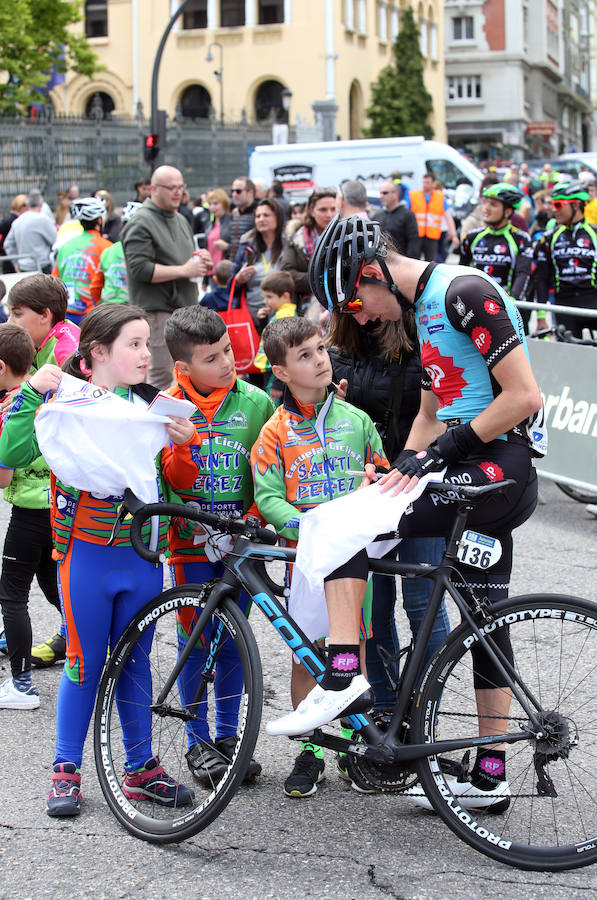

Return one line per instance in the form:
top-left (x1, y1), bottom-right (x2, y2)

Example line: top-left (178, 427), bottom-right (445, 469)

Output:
top-left (394, 423), bottom-right (485, 479)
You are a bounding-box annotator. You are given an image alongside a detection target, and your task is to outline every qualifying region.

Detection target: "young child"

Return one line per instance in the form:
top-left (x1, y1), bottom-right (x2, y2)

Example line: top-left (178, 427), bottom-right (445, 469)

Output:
top-left (163, 305), bottom-right (274, 787)
top-left (200, 259), bottom-right (233, 312)
top-left (0, 323), bottom-right (42, 705)
top-left (0, 303), bottom-right (201, 817)
top-left (250, 317), bottom-right (388, 798)
top-left (1, 275), bottom-right (80, 678)
top-left (253, 271), bottom-right (297, 405)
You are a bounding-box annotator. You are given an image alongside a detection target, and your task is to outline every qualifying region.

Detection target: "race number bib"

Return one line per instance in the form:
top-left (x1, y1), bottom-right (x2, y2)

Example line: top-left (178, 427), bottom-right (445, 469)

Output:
top-left (457, 530), bottom-right (502, 569)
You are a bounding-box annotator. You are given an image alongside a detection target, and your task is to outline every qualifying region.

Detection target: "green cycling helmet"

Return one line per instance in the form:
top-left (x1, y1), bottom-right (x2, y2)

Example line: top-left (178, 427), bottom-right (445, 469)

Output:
top-left (551, 180), bottom-right (590, 203)
top-left (481, 182), bottom-right (524, 209)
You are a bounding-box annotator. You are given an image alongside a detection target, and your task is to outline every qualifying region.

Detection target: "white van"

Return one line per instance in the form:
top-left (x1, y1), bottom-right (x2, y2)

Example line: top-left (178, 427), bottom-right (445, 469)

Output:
top-left (249, 136), bottom-right (481, 218)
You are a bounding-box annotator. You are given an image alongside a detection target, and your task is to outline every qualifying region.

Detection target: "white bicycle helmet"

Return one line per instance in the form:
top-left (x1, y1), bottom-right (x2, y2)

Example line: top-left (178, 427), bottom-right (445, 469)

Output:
top-left (121, 201), bottom-right (143, 224)
top-left (69, 196), bottom-right (106, 223)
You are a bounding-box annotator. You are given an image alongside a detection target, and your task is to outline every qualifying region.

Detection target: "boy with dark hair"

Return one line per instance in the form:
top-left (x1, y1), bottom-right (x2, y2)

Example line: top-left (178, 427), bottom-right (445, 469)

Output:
top-left (254, 271), bottom-right (297, 404)
top-left (199, 259), bottom-right (234, 312)
top-left (250, 317), bottom-right (387, 797)
top-left (2, 274), bottom-right (80, 677)
top-left (0, 323), bottom-right (54, 707)
top-left (163, 305), bottom-right (274, 787)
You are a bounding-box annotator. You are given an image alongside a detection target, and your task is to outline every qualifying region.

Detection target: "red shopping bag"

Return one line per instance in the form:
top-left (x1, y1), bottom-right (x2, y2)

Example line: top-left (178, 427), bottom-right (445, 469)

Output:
top-left (219, 276), bottom-right (260, 373)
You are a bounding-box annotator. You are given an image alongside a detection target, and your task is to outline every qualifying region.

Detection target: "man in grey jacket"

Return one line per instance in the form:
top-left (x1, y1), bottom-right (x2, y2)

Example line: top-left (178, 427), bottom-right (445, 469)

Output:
top-left (123, 165), bottom-right (211, 388)
top-left (4, 190), bottom-right (56, 273)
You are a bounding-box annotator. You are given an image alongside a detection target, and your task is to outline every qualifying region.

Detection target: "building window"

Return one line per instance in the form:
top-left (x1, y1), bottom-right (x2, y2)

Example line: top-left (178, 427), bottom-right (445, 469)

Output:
top-left (85, 0), bottom-right (107, 38)
top-left (85, 91), bottom-right (114, 119)
top-left (357, 0), bottom-right (367, 35)
top-left (345, 0), bottom-right (355, 30)
top-left (181, 0), bottom-right (207, 28)
top-left (258, 0), bottom-right (284, 24)
top-left (378, 2), bottom-right (388, 41)
top-left (419, 19), bottom-right (428, 57)
top-left (452, 15), bottom-right (474, 40)
top-left (446, 75), bottom-right (482, 102)
top-left (390, 6), bottom-right (399, 40)
top-left (180, 85), bottom-right (212, 119)
top-left (429, 22), bottom-right (438, 61)
top-left (255, 79), bottom-right (286, 121)
top-left (220, 0), bottom-right (244, 26)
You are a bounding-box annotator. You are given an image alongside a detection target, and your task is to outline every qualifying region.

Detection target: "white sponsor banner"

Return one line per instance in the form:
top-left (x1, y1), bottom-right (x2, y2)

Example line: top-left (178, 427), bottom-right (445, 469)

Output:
top-left (529, 340), bottom-right (597, 492)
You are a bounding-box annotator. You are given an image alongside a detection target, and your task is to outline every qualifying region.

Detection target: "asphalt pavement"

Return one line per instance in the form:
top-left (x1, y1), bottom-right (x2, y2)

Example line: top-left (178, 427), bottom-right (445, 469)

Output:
top-left (0, 478), bottom-right (596, 900)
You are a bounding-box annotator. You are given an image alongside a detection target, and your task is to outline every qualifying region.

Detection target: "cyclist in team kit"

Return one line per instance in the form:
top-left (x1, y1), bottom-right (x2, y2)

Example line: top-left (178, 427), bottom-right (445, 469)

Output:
top-left (534, 180), bottom-right (597, 338)
top-left (459, 182), bottom-right (533, 331)
top-left (266, 214), bottom-right (544, 811)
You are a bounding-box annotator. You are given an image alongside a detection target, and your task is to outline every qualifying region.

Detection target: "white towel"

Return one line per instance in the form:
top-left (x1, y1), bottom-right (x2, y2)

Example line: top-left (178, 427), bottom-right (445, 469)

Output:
top-left (34, 373), bottom-right (174, 504)
top-left (289, 471), bottom-right (445, 641)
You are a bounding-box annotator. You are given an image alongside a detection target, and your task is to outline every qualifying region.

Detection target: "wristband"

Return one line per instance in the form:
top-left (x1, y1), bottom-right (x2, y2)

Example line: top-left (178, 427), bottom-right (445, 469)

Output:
top-left (25, 381), bottom-right (44, 399)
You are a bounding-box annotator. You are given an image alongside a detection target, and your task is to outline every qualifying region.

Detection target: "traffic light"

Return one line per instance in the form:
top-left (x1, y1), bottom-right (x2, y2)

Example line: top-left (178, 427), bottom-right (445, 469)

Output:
top-left (144, 133), bottom-right (159, 163)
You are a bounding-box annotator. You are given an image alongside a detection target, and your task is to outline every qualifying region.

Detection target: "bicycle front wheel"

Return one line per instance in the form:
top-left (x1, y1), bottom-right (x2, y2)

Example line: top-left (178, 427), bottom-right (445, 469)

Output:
top-left (94, 584), bottom-right (263, 844)
top-left (412, 593), bottom-right (597, 871)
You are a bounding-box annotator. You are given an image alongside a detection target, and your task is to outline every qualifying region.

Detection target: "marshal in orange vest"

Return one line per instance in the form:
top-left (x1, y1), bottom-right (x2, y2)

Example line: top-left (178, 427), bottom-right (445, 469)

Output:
top-left (410, 189), bottom-right (445, 240)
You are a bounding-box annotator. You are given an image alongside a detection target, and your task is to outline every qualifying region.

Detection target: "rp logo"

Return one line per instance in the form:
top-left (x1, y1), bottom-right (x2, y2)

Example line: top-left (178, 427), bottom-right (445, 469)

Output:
top-left (479, 461), bottom-right (504, 482)
top-left (484, 299), bottom-right (500, 315)
top-left (426, 363), bottom-right (445, 389)
top-left (472, 326), bottom-right (491, 354)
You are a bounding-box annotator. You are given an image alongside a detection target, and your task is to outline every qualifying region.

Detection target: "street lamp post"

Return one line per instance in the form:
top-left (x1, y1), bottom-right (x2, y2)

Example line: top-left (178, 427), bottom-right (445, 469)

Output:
top-left (206, 42), bottom-right (224, 126)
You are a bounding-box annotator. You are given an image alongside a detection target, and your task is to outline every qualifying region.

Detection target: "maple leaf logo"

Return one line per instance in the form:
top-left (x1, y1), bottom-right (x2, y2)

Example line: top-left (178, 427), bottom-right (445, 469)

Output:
top-left (421, 341), bottom-right (467, 408)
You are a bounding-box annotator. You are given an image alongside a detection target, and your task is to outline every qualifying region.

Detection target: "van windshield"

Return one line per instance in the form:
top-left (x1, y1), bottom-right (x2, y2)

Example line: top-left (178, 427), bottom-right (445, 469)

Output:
top-left (426, 159), bottom-right (468, 190)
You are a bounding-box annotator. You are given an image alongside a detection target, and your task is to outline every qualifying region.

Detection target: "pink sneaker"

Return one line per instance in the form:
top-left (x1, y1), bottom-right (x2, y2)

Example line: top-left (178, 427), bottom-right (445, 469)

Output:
top-left (122, 756), bottom-right (195, 807)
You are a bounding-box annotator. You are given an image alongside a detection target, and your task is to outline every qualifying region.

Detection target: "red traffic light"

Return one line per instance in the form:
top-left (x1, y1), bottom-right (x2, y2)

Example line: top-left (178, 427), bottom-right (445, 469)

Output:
top-left (144, 133), bottom-right (160, 162)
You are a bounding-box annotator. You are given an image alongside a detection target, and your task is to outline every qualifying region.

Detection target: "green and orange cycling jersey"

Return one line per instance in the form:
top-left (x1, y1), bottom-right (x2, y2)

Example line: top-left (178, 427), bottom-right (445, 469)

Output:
top-left (251, 389), bottom-right (388, 542)
top-left (52, 229), bottom-right (112, 317)
top-left (163, 369), bottom-right (274, 563)
top-left (89, 241), bottom-right (129, 305)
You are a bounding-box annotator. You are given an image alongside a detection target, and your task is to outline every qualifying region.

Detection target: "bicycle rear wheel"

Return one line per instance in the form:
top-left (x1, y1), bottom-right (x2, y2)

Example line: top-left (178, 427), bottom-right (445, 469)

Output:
top-left (412, 594), bottom-right (597, 871)
top-left (94, 584), bottom-right (262, 844)
top-left (556, 482), bottom-right (597, 505)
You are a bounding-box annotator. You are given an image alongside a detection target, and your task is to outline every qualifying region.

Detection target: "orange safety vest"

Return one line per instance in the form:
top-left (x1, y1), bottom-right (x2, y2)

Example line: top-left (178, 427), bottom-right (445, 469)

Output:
top-left (410, 189), bottom-right (444, 239)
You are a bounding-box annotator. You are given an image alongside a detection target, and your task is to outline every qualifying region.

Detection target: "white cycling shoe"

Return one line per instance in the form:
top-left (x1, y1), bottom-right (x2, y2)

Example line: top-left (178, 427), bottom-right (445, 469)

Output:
top-left (266, 675), bottom-right (373, 737)
top-left (404, 776), bottom-right (511, 813)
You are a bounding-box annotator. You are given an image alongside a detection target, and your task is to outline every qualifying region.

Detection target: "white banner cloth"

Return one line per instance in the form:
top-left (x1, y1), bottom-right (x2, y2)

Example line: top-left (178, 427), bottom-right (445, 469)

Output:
top-left (289, 471), bottom-right (445, 641)
top-left (34, 373), bottom-right (175, 503)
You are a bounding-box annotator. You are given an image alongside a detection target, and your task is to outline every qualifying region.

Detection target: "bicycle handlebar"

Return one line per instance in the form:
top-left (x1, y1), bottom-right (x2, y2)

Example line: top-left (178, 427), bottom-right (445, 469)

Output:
top-left (127, 498), bottom-right (277, 563)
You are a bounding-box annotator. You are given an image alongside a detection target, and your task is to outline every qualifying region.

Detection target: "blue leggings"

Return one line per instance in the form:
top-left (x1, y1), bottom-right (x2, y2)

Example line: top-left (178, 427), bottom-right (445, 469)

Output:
top-left (366, 536), bottom-right (450, 709)
top-left (55, 539), bottom-right (162, 770)
top-left (172, 559), bottom-right (251, 749)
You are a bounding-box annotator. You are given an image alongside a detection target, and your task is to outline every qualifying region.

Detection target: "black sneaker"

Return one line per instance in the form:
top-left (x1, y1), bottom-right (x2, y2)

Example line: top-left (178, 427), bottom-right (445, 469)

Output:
top-left (186, 737), bottom-right (262, 787)
top-left (215, 736), bottom-right (262, 783)
top-left (283, 747), bottom-right (325, 798)
top-left (47, 763), bottom-right (81, 817)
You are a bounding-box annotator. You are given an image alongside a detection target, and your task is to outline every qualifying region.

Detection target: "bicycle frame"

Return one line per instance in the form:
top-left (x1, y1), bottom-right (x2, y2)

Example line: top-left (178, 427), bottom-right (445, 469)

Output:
top-left (164, 501), bottom-right (545, 767)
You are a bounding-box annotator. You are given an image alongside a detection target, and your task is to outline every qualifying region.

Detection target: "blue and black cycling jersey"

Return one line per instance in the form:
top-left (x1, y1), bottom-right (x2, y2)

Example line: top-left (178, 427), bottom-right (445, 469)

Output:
top-left (414, 263), bottom-right (532, 445)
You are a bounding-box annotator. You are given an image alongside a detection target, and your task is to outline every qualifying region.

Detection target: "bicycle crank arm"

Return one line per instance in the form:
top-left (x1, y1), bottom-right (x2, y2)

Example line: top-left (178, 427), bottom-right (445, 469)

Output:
top-left (289, 729), bottom-right (395, 763)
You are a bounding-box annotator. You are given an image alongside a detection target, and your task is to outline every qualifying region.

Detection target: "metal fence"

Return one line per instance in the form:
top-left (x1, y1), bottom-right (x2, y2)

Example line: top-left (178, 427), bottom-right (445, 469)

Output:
top-left (0, 113), bottom-right (283, 212)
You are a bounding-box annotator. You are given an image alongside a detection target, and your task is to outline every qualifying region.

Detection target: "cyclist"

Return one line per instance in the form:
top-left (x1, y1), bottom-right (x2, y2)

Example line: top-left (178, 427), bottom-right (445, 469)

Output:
top-left (460, 182), bottom-right (533, 330)
top-left (266, 215), bottom-right (544, 811)
top-left (534, 180), bottom-right (597, 338)
top-left (52, 197), bottom-right (112, 324)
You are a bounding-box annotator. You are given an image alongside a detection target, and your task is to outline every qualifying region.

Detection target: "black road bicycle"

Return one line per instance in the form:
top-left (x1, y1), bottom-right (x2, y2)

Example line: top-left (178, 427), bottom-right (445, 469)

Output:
top-left (94, 481), bottom-right (597, 872)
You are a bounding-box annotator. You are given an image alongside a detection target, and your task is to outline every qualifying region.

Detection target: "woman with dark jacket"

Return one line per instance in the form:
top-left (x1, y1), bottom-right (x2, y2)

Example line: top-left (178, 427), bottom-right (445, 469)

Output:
top-left (229, 198), bottom-right (285, 327)
top-left (326, 312), bottom-right (450, 713)
top-left (279, 188), bottom-right (337, 314)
